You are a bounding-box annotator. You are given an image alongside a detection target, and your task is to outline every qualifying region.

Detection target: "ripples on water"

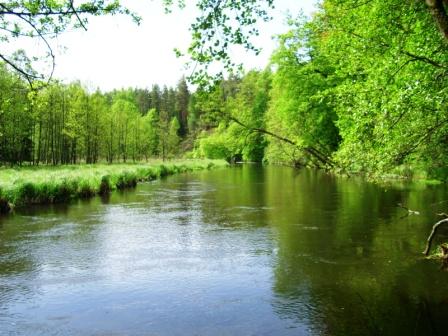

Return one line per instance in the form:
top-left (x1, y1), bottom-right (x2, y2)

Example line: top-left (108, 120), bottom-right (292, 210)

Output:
top-left (1, 165), bottom-right (448, 335)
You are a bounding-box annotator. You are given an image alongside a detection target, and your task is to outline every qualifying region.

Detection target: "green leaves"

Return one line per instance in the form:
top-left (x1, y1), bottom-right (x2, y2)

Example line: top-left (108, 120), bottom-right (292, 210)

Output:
top-left (0, 0), bottom-right (138, 82)
top-left (312, 0), bottom-right (448, 178)
top-left (175, 0), bottom-right (275, 86)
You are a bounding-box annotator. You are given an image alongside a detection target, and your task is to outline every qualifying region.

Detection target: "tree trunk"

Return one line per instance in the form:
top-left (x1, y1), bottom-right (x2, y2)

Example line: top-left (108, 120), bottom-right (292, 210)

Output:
top-left (426, 0), bottom-right (448, 40)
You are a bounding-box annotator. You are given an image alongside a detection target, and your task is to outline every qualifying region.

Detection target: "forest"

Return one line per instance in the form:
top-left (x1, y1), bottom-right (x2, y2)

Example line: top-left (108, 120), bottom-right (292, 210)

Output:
top-left (0, 70), bottom-right (191, 165)
top-left (1, 0), bottom-right (448, 183)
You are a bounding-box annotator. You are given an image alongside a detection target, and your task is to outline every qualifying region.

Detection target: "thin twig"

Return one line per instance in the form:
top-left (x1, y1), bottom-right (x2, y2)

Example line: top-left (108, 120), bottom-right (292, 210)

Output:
top-left (70, 0), bottom-right (87, 31)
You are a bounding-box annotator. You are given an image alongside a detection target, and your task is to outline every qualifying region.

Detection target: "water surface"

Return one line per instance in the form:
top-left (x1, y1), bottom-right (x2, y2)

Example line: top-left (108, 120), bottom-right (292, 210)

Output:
top-left (1, 165), bottom-right (448, 335)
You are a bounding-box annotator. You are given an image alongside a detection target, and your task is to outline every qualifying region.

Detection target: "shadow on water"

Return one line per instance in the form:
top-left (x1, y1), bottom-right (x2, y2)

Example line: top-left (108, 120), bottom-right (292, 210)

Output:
top-left (264, 167), bottom-right (448, 335)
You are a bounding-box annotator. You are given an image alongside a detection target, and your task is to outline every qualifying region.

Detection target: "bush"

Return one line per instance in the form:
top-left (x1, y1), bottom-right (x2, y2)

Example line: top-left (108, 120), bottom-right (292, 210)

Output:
top-left (53, 180), bottom-right (75, 203)
top-left (158, 165), bottom-right (169, 177)
top-left (0, 188), bottom-right (11, 214)
top-left (16, 182), bottom-right (38, 204)
top-left (98, 175), bottom-right (112, 195)
top-left (77, 179), bottom-right (96, 198)
top-left (116, 172), bottom-right (137, 190)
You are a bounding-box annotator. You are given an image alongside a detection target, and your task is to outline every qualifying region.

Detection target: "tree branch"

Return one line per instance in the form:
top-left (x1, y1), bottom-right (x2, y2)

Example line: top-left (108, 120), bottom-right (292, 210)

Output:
top-left (0, 53), bottom-right (37, 86)
top-left (0, 9), bottom-right (97, 16)
top-left (345, 30), bottom-right (447, 69)
top-left (423, 218), bottom-right (448, 255)
top-left (0, 2), bottom-right (56, 84)
top-left (229, 116), bottom-right (335, 168)
top-left (394, 117), bottom-right (448, 163)
top-left (70, 0), bottom-right (88, 31)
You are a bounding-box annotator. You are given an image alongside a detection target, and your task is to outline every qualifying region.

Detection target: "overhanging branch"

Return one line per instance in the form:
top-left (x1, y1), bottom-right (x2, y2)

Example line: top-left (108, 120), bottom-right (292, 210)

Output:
top-left (229, 116), bottom-right (335, 168)
top-left (0, 53), bottom-right (39, 86)
top-left (424, 217), bottom-right (448, 255)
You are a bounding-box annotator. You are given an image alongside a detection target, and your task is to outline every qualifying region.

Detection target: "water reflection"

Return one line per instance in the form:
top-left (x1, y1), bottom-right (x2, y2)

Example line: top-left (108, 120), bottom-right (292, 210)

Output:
top-left (264, 168), bottom-right (448, 335)
top-left (1, 165), bottom-right (448, 335)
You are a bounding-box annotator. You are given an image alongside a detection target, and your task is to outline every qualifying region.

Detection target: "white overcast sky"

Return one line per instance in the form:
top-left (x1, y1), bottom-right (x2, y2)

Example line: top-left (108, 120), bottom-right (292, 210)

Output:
top-left (42, 0), bottom-right (316, 91)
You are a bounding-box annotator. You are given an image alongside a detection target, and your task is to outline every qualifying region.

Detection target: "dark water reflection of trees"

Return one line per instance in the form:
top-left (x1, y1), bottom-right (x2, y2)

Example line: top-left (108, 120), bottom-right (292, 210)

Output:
top-left (263, 167), bottom-right (448, 335)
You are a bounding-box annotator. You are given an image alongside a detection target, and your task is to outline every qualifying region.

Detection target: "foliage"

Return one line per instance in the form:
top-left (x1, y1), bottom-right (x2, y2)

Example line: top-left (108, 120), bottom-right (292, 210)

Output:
top-left (0, 65), bottom-right (194, 166)
top-left (192, 70), bottom-right (271, 162)
top-left (316, 0), bottom-right (448, 179)
top-left (2, 0), bottom-right (448, 182)
top-left (172, 0), bottom-right (275, 85)
top-left (0, 0), bottom-right (140, 83)
top-left (187, 0), bottom-right (448, 180)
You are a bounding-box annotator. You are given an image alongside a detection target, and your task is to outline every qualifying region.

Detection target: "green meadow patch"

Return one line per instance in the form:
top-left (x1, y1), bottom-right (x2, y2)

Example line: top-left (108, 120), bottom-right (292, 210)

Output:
top-left (0, 160), bottom-right (227, 214)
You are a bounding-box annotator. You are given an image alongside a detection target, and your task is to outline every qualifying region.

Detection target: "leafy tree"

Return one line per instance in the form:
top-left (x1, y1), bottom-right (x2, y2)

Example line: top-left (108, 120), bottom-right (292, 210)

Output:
top-left (0, 63), bottom-right (31, 165)
top-left (141, 108), bottom-right (160, 159)
top-left (264, 17), bottom-right (340, 167)
top-left (134, 88), bottom-right (152, 115)
top-left (316, 0), bottom-right (448, 177)
top-left (167, 117), bottom-right (181, 156)
top-left (150, 84), bottom-right (162, 114)
top-left (228, 70), bottom-right (271, 162)
top-left (110, 91), bottom-right (140, 162)
top-left (175, 77), bottom-right (190, 136)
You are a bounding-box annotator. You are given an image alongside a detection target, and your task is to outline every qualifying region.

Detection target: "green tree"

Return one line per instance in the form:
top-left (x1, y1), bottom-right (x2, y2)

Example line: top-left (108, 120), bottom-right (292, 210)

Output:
top-left (0, 63), bottom-right (31, 165)
top-left (175, 77), bottom-right (190, 136)
top-left (167, 117), bottom-right (181, 156)
top-left (141, 108), bottom-right (160, 159)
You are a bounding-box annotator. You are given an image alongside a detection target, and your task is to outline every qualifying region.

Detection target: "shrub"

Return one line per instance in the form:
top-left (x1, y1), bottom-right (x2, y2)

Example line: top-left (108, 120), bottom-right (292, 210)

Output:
top-left (16, 182), bottom-right (38, 204)
top-left (98, 175), bottom-right (112, 195)
top-left (159, 165), bottom-right (169, 177)
top-left (78, 180), bottom-right (96, 198)
top-left (0, 188), bottom-right (11, 214)
top-left (52, 180), bottom-right (74, 203)
top-left (116, 172), bottom-right (137, 190)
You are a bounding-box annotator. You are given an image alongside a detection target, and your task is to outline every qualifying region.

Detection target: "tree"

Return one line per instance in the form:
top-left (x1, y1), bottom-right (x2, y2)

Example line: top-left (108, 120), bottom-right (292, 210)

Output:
top-left (193, 71), bottom-right (271, 163)
top-left (264, 17), bottom-right (340, 167)
top-left (175, 77), bottom-right (190, 136)
top-left (425, 0), bottom-right (448, 39)
top-left (110, 90), bottom-right (139, 162)
top-left (316, 0), bottom-right (448, 176)
top-left (141, 108), bottom-right (160, 159)
top-left (175, 0), bottom-right (275, 84)
top-left (226, 70), bottom-right (272, 162)
top-left (134, 88), bottom-right (152, 115)
top-left (0, 63), bottom-right (31, 165)
top-left (167, 117), bottom-right (181, 156)
top-left (150, 84), bottom-right (162, 114)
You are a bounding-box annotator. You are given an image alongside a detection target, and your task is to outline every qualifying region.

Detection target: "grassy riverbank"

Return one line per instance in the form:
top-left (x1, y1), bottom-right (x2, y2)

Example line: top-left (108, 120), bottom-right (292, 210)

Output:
top-left (0, 160), bottom-right (227, 214)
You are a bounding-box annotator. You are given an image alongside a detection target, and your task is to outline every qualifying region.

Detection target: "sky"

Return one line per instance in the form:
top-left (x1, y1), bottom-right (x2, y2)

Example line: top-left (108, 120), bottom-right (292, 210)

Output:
top-left (14, 0), bottom-right (317, 91)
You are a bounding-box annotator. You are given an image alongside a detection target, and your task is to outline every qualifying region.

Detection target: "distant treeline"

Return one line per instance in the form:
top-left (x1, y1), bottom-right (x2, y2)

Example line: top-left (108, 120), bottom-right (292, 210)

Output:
top-left (0, 66), bottom-right (191, 165)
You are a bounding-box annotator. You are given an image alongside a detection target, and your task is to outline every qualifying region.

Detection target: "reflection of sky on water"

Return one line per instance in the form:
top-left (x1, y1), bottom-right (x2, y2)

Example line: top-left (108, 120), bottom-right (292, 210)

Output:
top-left (1, 166), bottom-right (448, 335)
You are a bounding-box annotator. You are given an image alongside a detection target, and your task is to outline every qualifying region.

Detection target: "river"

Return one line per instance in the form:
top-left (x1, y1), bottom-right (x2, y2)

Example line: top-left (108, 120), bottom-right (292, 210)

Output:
top-left (1, 165), bottom-right (448, 335)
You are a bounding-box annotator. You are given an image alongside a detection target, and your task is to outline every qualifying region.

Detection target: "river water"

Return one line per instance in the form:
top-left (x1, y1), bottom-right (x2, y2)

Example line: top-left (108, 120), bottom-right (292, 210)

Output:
top-left (1, 165), bottom-right (448, 335)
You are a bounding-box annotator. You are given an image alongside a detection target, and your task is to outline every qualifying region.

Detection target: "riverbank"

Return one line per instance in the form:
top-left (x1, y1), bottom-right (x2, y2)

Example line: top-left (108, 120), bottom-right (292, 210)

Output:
top-left (0, 160), bottom-right (227, 215)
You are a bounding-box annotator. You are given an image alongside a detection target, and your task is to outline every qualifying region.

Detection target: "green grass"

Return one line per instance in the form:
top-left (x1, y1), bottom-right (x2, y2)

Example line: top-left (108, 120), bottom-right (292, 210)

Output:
top-left (0, 160), bottom-right (227, 214)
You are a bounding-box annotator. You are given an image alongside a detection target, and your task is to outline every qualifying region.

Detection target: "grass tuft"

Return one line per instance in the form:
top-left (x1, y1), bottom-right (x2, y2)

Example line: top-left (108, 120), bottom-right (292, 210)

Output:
top-left (0, 160), bottom-right (227, 214)
top-left (98, 175), bottom-right (112, 195)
